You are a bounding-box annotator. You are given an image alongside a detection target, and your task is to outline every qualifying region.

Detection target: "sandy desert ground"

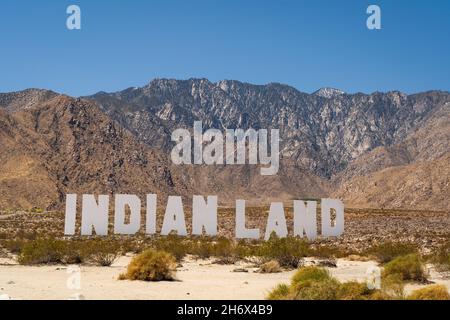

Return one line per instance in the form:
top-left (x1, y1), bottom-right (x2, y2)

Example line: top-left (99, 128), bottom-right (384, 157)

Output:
top-left (1, 256), bottom-right (449, 300)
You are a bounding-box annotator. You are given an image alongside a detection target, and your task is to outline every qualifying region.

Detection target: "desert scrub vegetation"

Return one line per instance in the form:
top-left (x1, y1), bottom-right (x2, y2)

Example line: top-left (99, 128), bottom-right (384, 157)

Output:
top-left (267, 266), bottom-right (379, 300)
top-left (146, 236), bottom-right (259, 264)
top-left (258, 260), bottom-right (282, 273)
top-left (267, 265), bottom-right (437, 300)
top-left (407, 285), bottom-right (450, 300)
top-left (119, 249), bottom-right (176, 281)
top-left (382, 253), bottom-right (427, 282)
top-left (18, 238), bottom-right (67, 265)
top-left (378, 273), bottom-right (405, 299)
top-left (82, 239), bottom-right (120, 266)
top-left (2, 239), bottom-right (26, 254)
top-left (211, 237), bottom-right (238, 264)
top-left (150, 235), bottom-right (188, 262)
top-left (429, 242), bottom-right (450, 272)
top-left (267, 284), bottom-right (290, 300)
top-left (309, 244), bottom-right (350, 259)
top-left (258, 234), bottom-right (309, 268)
top-left (14, 238), bottom-right (122, 266)
top-left (366, 241), bottom-right (419, 264)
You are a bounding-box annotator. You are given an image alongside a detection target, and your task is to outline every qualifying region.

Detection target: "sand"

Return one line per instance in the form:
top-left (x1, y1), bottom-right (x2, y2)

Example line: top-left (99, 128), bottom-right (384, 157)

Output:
top-left (0, 257), bottom-right (448, 300)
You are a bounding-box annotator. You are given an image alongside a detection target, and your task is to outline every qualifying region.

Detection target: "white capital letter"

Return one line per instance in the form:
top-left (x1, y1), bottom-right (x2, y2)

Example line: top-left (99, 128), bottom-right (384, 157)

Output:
top-left (64, 194), bottom-right (77, 235)
top-left (161, 196), bottom-right (187, 236)
top-left (321, 199), bottom-right (344, 237)
top-left (114, 194), bottom-right (141, 235)
top-left (264, 202), bottom-right (288, 240)
top-left (235, 200), bottom-right (259, 239)
top-left (192, 196), bottom-right (218, 236)
top-left (293, 201), bottom-right (317, 240)
top-left (146, 194), bottom-right (157, 235)
top-left (81, 195), bottom-right (109, 236)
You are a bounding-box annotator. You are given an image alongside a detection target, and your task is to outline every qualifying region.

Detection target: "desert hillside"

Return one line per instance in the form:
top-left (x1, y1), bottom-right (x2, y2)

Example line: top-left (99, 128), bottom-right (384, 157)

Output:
top-left (0, 81), bottom-right (449, 210)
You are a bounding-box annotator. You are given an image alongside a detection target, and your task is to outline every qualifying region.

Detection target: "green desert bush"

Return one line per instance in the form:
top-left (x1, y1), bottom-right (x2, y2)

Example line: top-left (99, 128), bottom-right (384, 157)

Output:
top-left (382, 254), bottom-right (427, 282)
top-left (119, 249), bottom-right (176, 281)
top-left (258, 260), bottom-right (282, 273)
top-left (407, 285), bottom-right (450, 300)
top-left (259, 234), bottom-right (309, 268)
top-left (367, 241), bottom-right (418, 264)
top-left (18, 238), bottom-right (67, 265)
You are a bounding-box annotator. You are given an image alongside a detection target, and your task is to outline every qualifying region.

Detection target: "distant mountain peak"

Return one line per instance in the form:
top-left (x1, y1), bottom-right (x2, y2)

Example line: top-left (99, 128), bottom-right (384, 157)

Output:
top-left (313, 87), bottom-right (345, 98)
top-left (0, 88), bottom-right (58, 112)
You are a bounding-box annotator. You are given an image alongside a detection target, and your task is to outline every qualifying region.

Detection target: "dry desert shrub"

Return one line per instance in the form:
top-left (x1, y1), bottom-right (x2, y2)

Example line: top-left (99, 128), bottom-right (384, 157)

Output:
top-left (380, 273), bottom-right (405, 299)
top-left (83, 239), bottom-right (121, 266)
top-left (291, 278), bottom-right (342, 300)
top-left (267, 284), bottom-right (290, 300)
top-left (407, 285), bottom-right (450, 300)
top-left (2, 239), bottom-right (26, 254)
top-left (119, 249), bottom-right (177, 281)
top-left (291, 266), bottom-right (331, 285)
top-left (382, 253), bottom-right (427, 282)
top-left (346, 254), bottom-right (372, 262)
top-left (192, 237), bottom-right (215, 259)
top-left (310, 245), bottom-right (349, 259)
top-left (212, 237), bottom-right (237, 264)
top-left (235, 239), bottom-right (259, 260)
top-left (367, 241), bottom-right (419, 264)
top-left (15, 238), bottom-right (124, 266)
top-left (18, 238), bottom-right (67, 265)
top-left (268, 266), bottom-right (382, 300)
top-left (337, 281), bottom-right (377, 300)
top-left (258, 234), bottom-right (309, 268)
top-left (258, 260), bottom-right (282, 273)
top-left (430, 242), bottom-right (450, 272)
top-left (150, 235), bottom-right (188, 262)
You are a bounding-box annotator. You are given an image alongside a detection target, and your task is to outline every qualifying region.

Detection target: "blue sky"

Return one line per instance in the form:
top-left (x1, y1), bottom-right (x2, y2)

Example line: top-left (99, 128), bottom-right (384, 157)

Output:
top-left (1, 0), bottom-right (449, 96)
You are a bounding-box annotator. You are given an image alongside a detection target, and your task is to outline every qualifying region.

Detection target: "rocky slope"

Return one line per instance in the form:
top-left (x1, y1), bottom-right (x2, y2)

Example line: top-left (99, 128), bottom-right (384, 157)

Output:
top-left (88, 79), bottom-right (450, 210)
top-left (0, 79), bottom-right (448, 210)
top-left (0, 93), bottom-right (190, 210)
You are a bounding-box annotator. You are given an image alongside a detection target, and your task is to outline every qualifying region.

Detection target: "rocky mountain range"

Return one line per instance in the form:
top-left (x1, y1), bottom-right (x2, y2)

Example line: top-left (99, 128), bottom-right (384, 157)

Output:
top-left (0, 79), bottom-right (449, 211)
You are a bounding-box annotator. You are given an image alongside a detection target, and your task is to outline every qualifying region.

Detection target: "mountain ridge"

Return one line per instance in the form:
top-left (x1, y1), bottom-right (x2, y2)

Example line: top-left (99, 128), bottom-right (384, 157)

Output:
top-left (0, 79), bottom-right (449, 211)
